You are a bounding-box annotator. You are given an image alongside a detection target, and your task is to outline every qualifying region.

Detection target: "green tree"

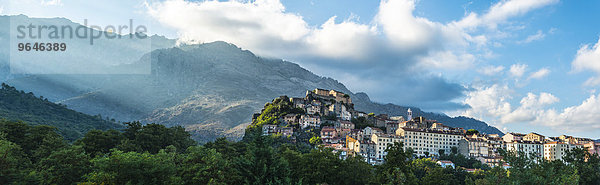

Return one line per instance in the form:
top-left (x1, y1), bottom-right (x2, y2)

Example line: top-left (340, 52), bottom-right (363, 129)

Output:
top-left (234, 136), bottom-right (292, 184)
top-left (178, 146), bottom-right (232, 185)
top-left (120, 123), bottom-right (196, 154)
top-left (375, 142), bottom-right (417, 184)
top-left (564, 147), bottom-right (600, 185)
top-left (0, 138), bottom-right (37, 184)
top-left (37, 145), bottom-right (91, 185)
top-left (85, 149), bottom-right (180, 185)
top-left (77, 129), bottom-right (123, 157)
top-left (0, 120), bottom-right (66, 163)
top-left (465, 129), bottom-right (479, 135)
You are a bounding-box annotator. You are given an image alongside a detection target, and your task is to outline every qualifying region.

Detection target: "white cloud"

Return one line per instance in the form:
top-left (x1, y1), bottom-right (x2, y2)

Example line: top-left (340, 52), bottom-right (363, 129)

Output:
top-left (478, 65), bottom-right (505, 76)
top-left (572, 37), bottom-right (600, 86)
top-left (518, 30), bottom-right (545, 44)
top-left (458, 84), bottom-right (562, 128)
top-left (509, 63), bottom-right (528, 77)
top-left (459, 83), bottom-right (600, 134)
top-left (0, 6), bottom-right (4, 14)
top-left (455, 0), bottom-right (559, 30)
top-left (461, 84), bottom-right (513, 123)
top-left (375, 0), bottom-right (464, 52)
top-left (147, 0), bottom-right (554, 65)
top-left (306, 16), bottom-right (377, 59)
top-left (147, 0), bottom-right (315, 57)
top-left (41, 0), bottom-right (62, 6)
top-left (147, 0), bottom-right (559, 109)
top-left (501, 92), bottom-right (558, 123)
top-left (527, 68), bottom-right (550, 80)
top-left (535, 94), bottom-right (600, 131)
top-left (418, 51), bottom-right (476, 70)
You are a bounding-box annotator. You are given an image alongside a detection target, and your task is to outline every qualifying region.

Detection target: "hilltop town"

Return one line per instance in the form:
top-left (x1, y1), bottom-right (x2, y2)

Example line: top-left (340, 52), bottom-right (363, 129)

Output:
top-left (254, 89), bottom-right (600, 167)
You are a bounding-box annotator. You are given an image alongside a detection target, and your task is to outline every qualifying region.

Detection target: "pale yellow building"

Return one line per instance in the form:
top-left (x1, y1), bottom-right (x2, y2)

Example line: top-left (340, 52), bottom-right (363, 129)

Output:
top-left (523, 132), bottom-right (545, 142)
top-left (544, 142), bottom-right (571, 161)
top-left (372, 133), bottom-right (403, 162)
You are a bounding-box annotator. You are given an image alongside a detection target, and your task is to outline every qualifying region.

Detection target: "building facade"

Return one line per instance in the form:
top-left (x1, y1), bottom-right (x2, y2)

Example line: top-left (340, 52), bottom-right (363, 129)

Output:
top-left (396, 128), bottom-right (463, 157)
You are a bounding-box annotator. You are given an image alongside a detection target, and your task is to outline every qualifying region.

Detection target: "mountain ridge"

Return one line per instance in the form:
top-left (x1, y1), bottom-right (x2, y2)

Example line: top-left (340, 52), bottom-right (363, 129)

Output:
top-left (6, 41), bottom-right (502, 142)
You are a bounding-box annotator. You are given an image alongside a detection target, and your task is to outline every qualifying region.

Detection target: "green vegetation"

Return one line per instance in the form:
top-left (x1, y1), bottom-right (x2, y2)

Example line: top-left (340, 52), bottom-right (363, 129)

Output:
top-left (351, 116), bottom-right (371, 129)
top-left (1, 119), bottom-right (599, 184)
top-left (439, 147), bottom-right (490, 170)
top-left (0, 83), bottom-right (121, 141)
top-left (248, 96), bottom-right (303, 129)
top-left (466, 129), bottom-right (479, 135)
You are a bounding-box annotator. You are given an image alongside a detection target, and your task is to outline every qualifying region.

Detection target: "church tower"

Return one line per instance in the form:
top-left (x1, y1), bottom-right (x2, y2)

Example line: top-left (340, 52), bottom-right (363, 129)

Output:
top-left (407, 108), bottom-right (412, 120)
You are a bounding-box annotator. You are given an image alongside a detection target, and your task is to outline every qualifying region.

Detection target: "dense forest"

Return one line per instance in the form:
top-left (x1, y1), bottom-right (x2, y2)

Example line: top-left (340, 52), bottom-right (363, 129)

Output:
top-left (1, 118), bottom-right (599, 185)
top-left (1, 95), bottom-right (600, 184)
top-left (0, 83), bottom-right (121, 141)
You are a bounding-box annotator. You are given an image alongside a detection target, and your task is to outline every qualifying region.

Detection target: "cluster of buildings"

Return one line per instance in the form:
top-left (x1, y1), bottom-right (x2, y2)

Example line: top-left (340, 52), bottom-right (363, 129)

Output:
top-left (260, 89), bottom-right (600, 167)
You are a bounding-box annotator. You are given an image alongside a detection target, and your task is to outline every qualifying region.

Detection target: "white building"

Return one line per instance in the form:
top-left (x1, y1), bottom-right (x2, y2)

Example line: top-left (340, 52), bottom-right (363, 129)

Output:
top-left (396, 127), bottom-right (463, 157)
top-left (363, 127), bottom-right (383, 141)
top-left (544, 142), bottom-right (583, 161)
top-left (340, 105), bottom-right (352, 121)
top-left (461, 137), bottom-right (489, 158)
top-left (437, 160), bottom-right (455, 168)
top-left (300, 115), bottom-right (320, 128)
top-left (505, 140), bottom-right (543, 159)
top-left (372, 133), bottom-right (403, 162)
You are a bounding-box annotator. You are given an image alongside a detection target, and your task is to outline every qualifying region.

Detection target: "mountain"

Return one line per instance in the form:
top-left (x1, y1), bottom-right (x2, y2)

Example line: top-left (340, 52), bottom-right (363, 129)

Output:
top-left (6, 41), bottom-right (502, 142)
top-left (0, 83), bottom-right (122, 141)
top-left (0, 14), bottom-right (501, 142)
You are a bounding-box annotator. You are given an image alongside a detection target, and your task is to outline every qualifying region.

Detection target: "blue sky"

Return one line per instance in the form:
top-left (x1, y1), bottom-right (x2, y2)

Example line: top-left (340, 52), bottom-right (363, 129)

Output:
top-left (2, 0), bottom-right (600, 139)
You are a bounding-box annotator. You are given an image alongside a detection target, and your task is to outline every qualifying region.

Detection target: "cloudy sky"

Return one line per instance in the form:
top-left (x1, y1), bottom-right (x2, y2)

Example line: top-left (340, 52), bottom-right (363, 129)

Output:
top-left (3, 0), bottom-right (600, 139)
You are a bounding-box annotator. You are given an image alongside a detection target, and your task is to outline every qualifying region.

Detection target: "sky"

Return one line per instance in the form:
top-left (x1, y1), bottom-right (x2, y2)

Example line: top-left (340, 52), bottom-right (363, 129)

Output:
top-left (2, 0), bottom-right (600, 139)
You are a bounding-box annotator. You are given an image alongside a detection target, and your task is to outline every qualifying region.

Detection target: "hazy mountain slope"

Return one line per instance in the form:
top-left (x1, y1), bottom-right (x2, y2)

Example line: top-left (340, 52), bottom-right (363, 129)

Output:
top-left (7, 41), bottom-right (502, 142)
top-left (0, 15), bottom-right (176, 76)
top-left (0, 83), bottom-right (122, 141)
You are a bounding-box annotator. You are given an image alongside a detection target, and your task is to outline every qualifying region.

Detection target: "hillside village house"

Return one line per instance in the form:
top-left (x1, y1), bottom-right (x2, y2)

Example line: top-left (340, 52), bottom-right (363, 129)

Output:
top-left (262, 124), bottom-right (294, 137)
top-left (336, 120), bottom-right (355, 130)
top-left (300, 115), bottom-right (320, 128)
top-left (347, 129), bottom-right (363, 141)
top-left (372, 133), bottom-right (403, 163)
top-left (321, 126), bottom-right (339, 144)
top-left (544, 142), bottom-right (578, 161)
top-left (283, 114), bottom-right (298, 124)
top-left (385, 122), bottom-right (400, 135)
top-left (584, 142), bottom-right (600, 155)
top-left (523, 132), bottom-right (545, 142)
top-left (460, 136), bottom-right (489, 158)
top-left (347, 136), bottom-right (377, 164)
top-left (363, 127), bottom-right (383, 141)
top-left (505, 140), bottom-right (544, 158)
top-left (262, 124), bottom-right (278, 136)
top-left (503, 132), bottom-right (526, 143)
top-left (559, 135), bottom-right (594, 145)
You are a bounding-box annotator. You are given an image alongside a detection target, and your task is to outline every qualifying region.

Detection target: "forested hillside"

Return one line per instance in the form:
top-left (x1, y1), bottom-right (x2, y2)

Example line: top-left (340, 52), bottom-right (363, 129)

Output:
top-left (1, 119), bottom-right (598, 184)
top-left (0, 83), bottom-right (121, 140)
